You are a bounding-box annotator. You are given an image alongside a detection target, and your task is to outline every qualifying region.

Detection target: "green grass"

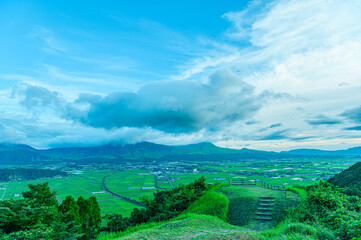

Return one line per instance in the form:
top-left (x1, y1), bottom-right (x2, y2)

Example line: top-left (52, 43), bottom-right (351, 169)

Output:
top-left (261, 221), bottom-right (336, 240)
top-left (98, 214), bottom-right (335, 240)
top-left (97, 214), bottom-right (257, 240)
top-left (185, 185), bottom-right (229, 221)
top-left (219, 185), bottom-right (259, 228)
top-left (287, 187), bottom-right (307, 201)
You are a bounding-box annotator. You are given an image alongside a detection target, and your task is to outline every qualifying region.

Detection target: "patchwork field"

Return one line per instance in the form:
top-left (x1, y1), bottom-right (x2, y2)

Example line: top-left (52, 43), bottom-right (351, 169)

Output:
top-left (105, 170), bottom-right (160, 201)
top-left (0, 156), bottom-right (359, 217)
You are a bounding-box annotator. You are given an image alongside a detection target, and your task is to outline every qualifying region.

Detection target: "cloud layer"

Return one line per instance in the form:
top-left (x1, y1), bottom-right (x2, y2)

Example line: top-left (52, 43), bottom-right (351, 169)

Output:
top-left (15, 69), bottom-right (272, 134)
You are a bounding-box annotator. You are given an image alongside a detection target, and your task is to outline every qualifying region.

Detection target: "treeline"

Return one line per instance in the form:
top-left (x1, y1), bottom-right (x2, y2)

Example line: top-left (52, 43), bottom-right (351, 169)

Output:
top-left (0, 168), bottom-right (67, 181)
top-left (0, 182), bottom-right (101, 240)
top-left (328, 162), bottom-right (361, 197)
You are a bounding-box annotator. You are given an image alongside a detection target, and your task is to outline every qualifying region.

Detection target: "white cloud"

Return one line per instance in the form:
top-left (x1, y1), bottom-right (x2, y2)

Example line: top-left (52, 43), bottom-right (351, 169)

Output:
top-left (172, 0), bottom-right (361, 150)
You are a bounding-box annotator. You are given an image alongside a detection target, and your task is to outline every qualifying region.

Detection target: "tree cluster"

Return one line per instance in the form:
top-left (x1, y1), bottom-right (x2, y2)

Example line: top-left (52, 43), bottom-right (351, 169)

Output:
top-left (0, 182), bottom-right (101, 240)
top-left (0, 168), bottom-right (67, 181)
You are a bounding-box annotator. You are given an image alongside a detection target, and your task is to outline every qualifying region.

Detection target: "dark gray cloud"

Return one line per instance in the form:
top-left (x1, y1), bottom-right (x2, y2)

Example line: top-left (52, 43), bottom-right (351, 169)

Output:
top-left (305, 115), bottom-right (342, 125)
top-left (260, 130), bottom-right (289, 140)
top-left (259, 123), bottom-right (282, 132)
top-left (341, 105), bottom-right (361, 123)
top-left (15, 69), bottom-right (280, 133)
top-left (245, 119), bottom-right (260, 125)
top-left (269, 123), bottom-right (282, 128)
top-left (345, 126), bottom-right (361, 131)
top-left (258, 128), bottom-right (313, 141)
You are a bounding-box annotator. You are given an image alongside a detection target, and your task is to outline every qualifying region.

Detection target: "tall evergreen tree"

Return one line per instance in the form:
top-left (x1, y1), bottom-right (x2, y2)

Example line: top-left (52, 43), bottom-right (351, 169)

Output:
top-left (22, 182), bottom-right (59, 225)
top-left (77, 196), bottom-right (101, 239)
top-left (58, 195), bottom-right (80, 232)
top-left (88, 196), bottom-right (102, 239)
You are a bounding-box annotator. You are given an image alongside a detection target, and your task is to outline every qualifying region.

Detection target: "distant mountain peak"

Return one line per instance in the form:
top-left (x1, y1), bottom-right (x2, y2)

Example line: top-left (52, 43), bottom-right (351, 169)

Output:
top-left (188, 142), bottom-right (216, 147)
top-left (0, 143), bottom-right (37, 152)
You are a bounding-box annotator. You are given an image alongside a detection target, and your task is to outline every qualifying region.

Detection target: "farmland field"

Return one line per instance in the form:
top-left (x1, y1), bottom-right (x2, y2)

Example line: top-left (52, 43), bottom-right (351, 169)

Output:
top-left (0, 156), bottom-right (359, 216)
top-left (105, 170), bottom-right (159, 200)
top-left (0, 170), bottom-right (139, 216)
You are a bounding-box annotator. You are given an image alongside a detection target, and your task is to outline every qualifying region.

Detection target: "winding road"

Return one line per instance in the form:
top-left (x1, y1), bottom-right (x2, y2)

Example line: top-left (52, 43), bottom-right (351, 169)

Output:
top-left (101, 172), bottom-right (143, 207)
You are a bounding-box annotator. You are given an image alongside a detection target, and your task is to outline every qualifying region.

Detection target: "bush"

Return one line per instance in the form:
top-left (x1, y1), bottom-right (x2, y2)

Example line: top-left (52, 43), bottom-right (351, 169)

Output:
top-left (286, 181), bottom-right (361, 240)
top-left (185, 189), bottom-right (229, 221)
top-left (281, 222), bottom-right (317, 236)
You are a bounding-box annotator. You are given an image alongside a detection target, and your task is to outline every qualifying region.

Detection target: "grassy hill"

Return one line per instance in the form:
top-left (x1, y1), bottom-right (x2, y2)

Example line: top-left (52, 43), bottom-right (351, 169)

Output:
top-left (99, 212), bottom-right (338, 240)
top-left (98, 184), bottom-right (306, 240)
top-left (98, 181), bottom-right (359, 239)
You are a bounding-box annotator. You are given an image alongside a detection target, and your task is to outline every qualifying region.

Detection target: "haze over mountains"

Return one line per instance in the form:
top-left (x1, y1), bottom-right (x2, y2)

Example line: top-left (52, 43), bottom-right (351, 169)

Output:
top-left (1, 142), bottom-right (361, 165)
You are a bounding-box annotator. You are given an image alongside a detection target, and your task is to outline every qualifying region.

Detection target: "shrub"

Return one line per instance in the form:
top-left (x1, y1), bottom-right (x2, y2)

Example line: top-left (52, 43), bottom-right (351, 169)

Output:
top-left (185, 189), bottom-right (229, 221)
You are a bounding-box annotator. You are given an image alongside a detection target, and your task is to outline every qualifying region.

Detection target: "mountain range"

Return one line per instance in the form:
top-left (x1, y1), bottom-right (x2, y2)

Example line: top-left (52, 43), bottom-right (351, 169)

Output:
top-left (281, 147), bottom-right (361, 156)
top-left (0, 142), bottom-right (361, 165)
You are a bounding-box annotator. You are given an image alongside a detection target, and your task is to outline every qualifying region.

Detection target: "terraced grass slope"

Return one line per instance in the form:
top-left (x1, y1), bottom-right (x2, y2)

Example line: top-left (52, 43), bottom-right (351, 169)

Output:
top-left (219, 185), bottom-right (298, 231)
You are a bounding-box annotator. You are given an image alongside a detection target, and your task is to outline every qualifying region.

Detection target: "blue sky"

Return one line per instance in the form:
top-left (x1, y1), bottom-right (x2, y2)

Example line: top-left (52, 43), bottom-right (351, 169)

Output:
top-left (1, 0), bottom-right (361, 150)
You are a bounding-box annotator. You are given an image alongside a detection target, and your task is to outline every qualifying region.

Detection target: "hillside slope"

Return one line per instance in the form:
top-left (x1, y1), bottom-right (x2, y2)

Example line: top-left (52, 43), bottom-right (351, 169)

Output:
top-left (41, 142), bottom-right (240, 160)
top-left (328, 161), bottom-right (361, 197)
top-left (0, 150), bottom-right (50, 164)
